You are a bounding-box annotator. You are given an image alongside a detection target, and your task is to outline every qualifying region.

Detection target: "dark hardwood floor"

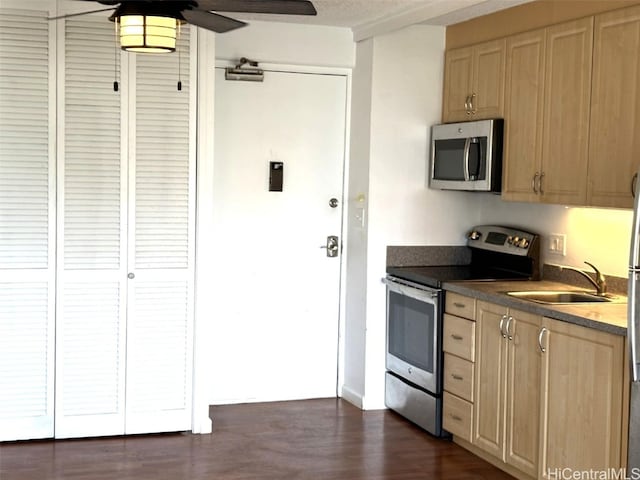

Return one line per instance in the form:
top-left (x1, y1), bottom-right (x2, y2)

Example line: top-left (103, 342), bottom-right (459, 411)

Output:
top-left (0, 399), bottom-right (514, 479)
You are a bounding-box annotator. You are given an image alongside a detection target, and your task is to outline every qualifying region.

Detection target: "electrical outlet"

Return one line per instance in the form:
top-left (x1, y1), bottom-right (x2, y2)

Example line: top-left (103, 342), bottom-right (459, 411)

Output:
top-left (548, 233), bottom-right (566, 256)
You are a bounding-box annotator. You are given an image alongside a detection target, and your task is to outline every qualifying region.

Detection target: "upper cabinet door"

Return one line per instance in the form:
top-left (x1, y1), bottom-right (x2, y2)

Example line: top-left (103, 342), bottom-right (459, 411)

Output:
top-left (443, 46), bottom-right (474, 122)
top-left (442, 40), bottom-right (505, 123)
top-left (472, 39), bottom-right (506, 120)
top-left (502, 29), bottom-right (546, 203)
top-left (540, 17), bottom-right (593, 205)
top-left (587, 5), bottom-right (640, 209)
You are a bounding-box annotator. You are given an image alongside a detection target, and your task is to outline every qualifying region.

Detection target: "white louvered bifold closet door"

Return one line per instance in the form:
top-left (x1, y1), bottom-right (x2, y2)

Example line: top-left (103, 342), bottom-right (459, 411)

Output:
top-left (0, 4), bottom-right (56, 442)
top-left (125, 29), bottom-right (195, 434)
top-left (55, 16), bottom-right (127, 438)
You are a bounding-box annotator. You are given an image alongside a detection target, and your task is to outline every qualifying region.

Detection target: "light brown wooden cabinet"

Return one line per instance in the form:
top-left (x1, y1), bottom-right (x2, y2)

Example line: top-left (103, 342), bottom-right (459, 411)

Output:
top-left (442, 39), bottom-right (505, 123)
top-left (442, 293), bottom-right (477, 443)
top-left (587, 5), bottom-right (640, 208)
top-left (473, 301), bottom-right (541, 478)
top-left (539, 317), bottom-right (624, 479)
top-left (502, 29), bottom-right (546, 203)
top-left (502, 18), bottom-right (593, 205)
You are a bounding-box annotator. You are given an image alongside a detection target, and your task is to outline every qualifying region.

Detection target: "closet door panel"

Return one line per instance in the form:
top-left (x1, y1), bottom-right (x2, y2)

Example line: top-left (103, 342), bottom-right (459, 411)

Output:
top-left (0, 5), bottom-right (55, 441)
top-left (55, 16), bottom-right (127, 439)
top-left (125, 30), bottom-right (194, 434)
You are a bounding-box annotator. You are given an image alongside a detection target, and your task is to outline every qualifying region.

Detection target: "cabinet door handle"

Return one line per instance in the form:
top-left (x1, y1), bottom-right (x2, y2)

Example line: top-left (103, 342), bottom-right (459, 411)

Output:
top-left (464, 95), bottom-right (470, 113)
top-left (505, 316), bottom-right (514, 341)
top-left (539, 172), bottom-right (545, 194)
top-left (470, 93), bottom-right (476, 114)
top-left (451, 334), bottom-right (464, 341)
top-left (453, 302), bottom-right (466, 308)
top-left (538, 327), bottom-right (548, 353)
top-left (450, 414), bottom-right (463, 422)
top-left (632, 173), bottom-right (638, 198)
top-left (532, 172), bottom-right (539, 193)
top-left (499, 314), bottom-right (507, 338)
top-left (451, 374), bottom-right (464, 381)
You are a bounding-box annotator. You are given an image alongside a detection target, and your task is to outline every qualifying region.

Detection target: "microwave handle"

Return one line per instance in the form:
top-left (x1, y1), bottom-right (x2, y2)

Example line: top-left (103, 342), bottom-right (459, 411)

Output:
top-left (463, 137), bottom-right (471, 181)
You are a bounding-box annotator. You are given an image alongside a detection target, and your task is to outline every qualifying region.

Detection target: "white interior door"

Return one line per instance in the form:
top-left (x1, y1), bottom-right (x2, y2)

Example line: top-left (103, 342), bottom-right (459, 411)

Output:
top-left (0, 4), bottom-right (56, 441)
top-left (55, 16), bottom-right (127, 439)
top-left (211, 67), bottom-right (347, 404)
top-left (125, 30), bottom-right (195, 434)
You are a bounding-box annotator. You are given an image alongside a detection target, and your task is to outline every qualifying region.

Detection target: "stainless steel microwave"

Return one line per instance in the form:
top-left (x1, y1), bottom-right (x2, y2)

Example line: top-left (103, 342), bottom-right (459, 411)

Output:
top-left (429, 118), bottom-right (503, 192)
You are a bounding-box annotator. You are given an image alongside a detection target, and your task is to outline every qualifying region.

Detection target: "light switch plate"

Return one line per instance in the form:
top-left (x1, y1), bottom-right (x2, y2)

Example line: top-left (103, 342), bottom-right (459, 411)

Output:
top-left (548, 233), bottom-right (566, 256)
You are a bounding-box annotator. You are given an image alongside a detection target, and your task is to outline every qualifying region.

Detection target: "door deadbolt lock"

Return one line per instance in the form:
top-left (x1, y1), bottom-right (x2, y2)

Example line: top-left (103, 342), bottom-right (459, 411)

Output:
top-left (320, 235), bottom-right (339, 258)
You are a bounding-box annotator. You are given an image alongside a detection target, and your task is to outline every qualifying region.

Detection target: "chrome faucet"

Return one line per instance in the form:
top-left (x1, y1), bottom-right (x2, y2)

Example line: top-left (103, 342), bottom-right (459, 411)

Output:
top-left (560, 261), bottom-right (607, 296)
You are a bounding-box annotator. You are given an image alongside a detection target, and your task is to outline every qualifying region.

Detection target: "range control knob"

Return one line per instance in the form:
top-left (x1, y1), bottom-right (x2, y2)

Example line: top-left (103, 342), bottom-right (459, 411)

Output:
top-left (468, 230), bottom-right (482, 241)
top-left (518, 238), bottom-right (530, 249)
top-left (512, 236), bottom-right (520, 246)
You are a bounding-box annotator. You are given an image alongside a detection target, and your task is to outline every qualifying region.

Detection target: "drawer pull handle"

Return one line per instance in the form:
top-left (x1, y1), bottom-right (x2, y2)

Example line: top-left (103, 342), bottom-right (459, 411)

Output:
top-left (451, 374), bottom-right (464, 380)
top-left (451, 334), bottom-right (464, 341)
top-left (450, 414), bottom-right (463, 422)
top-left (453, 302), bottom-right (466, 308)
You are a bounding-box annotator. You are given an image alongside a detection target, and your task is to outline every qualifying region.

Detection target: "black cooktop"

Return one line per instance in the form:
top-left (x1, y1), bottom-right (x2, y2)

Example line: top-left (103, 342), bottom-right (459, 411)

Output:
top-left (386, 265), bottom-right (532, 289)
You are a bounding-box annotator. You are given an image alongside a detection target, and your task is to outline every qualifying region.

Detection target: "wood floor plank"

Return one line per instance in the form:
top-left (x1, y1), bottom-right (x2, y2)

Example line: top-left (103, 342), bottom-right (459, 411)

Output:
top-left (0, 399), bottom-right (514, 479)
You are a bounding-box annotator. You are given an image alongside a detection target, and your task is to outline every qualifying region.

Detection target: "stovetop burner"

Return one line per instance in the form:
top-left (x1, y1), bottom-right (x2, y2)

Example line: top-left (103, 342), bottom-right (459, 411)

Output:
top-left (386, 225), bottom-right (541, 289)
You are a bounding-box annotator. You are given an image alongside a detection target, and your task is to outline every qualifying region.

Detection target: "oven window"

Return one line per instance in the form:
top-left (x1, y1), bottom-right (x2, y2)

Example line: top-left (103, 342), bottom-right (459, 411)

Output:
top-left (388, 290), bottom-right (435, 373)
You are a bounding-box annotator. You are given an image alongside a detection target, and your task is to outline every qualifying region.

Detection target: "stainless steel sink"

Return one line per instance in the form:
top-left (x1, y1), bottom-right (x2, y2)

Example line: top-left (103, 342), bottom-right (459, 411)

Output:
top-left (506, 290), bottom-right (613, 304)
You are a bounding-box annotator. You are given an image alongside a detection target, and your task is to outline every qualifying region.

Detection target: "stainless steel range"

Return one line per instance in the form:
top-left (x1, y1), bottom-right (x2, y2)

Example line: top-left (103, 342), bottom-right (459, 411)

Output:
top-left (383, 225), bottom-right (540, 436)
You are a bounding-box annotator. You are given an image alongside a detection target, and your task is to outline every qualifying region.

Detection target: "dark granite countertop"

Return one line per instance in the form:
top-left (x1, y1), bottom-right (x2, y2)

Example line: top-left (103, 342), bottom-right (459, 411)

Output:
top-left (443, 280), bottom-right (628, 336)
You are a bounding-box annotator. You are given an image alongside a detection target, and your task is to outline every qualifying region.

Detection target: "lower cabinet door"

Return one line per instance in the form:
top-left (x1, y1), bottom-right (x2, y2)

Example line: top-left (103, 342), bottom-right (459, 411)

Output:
top-left (539, 317), bottom-right (624, 478)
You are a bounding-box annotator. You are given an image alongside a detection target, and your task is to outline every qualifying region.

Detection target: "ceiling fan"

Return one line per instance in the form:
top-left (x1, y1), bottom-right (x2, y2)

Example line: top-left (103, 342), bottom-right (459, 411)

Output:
top-left (52, 0), bottom-right (317, 53)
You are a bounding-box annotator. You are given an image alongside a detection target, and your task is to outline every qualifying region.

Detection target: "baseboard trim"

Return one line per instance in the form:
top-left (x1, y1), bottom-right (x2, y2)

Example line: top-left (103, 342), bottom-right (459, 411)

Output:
top-left (340, 385), bottom-right (364, 409)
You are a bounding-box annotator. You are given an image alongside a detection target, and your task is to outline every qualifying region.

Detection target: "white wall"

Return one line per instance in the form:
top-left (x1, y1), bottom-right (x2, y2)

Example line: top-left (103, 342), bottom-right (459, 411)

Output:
top-left (343, 24), bottom-right (481, 410)
top-left (476, 196), bottom-right (633, 277)
top-left (215, 20), bottom-right (355, 68)
top-left (342, 38), bottom-right (373, 407)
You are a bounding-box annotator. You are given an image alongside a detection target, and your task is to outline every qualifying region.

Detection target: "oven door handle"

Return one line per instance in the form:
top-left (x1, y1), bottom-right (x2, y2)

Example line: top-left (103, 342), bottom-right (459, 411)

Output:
top-left (463, 137), bottom-right (471, 181)
top-left (382, 277), bottom-right (440, 302)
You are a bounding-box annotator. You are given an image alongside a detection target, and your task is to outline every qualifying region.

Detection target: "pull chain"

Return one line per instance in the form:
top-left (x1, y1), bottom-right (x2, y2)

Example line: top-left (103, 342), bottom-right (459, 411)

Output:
top-left (177, 23), bottom-right (182, 91)
top-left (113, 19), bottom-right (119, 92)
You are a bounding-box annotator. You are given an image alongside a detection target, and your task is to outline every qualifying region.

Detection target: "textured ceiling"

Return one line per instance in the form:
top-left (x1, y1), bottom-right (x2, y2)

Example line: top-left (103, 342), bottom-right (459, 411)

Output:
top-left (231, 0), bottom-right (534, 29)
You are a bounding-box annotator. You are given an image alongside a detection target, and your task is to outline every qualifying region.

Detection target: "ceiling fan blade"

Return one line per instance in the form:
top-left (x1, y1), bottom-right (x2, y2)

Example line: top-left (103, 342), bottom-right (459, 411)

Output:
top-left (196, 0), bottom-right (316, 15)
top-left (48, 7), bottom-right (116, 20)
top-left (73, 0), bottom-right (121, 4)
top-left (181, 10), bottom-right (247, 33)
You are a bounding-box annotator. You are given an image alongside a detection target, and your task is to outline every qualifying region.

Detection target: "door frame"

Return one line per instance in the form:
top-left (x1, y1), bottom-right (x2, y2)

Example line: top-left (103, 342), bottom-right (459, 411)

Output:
top-left (192, 51), bottom-right (352, 427)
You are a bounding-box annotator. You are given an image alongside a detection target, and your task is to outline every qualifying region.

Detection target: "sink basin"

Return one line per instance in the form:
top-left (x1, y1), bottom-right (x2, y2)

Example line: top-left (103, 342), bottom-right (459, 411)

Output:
top-left (506, 290), bottom-right (612, 304)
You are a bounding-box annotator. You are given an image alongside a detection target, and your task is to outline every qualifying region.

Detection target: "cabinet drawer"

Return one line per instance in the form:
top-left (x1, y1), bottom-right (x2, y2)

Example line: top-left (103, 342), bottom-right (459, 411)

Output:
top-left (445, 292), bottom-right (476, 319)
top-left (443, 391), bottom-right (473, 442)
top-left (444, 353), bottom-right (474, 402)
top-left (443, 314), bottom-right (476, 361)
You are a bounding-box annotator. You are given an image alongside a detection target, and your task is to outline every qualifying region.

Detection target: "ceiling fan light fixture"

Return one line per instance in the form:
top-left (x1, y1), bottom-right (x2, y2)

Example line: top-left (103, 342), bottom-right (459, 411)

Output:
top-left (119, 14), bottom-right (178, 53)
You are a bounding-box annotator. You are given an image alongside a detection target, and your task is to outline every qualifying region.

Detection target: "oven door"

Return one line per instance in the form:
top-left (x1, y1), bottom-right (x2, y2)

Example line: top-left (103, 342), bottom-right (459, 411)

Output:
top-left (383, 277), bottom-right (442, 394)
